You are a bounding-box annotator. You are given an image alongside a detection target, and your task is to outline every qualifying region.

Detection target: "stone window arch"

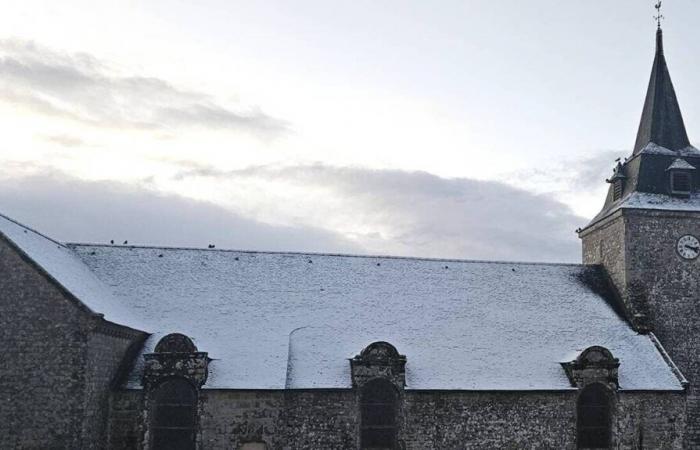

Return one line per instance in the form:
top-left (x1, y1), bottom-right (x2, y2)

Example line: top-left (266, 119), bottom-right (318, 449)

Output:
top-left (360, 378), bottom-right (398, 450)
top-left (359, 341), bottom-right (401, 361)
top-left (577, 382), bottom-right (612, 449)
top-left (151, 378), bottom-right (197, 450)
top-left (155, 333), bottom-right (197, 353)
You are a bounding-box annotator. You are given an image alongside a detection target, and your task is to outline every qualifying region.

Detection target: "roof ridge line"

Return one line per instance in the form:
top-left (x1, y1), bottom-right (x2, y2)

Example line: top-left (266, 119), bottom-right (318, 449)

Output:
top-left (66, 242), bottom-right (582, 267)
top-left (0, 211), bottom-right (66, 248)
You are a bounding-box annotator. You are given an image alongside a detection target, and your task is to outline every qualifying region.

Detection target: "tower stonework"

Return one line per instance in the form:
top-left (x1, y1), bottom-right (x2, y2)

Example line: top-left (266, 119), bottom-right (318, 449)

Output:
top-left (580, 27), bottom-right (700, 447)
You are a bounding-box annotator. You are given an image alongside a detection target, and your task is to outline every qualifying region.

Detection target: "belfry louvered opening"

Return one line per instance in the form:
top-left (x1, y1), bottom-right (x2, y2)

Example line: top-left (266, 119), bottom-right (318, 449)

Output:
top-left (670, 171), bottom-right (692, 195)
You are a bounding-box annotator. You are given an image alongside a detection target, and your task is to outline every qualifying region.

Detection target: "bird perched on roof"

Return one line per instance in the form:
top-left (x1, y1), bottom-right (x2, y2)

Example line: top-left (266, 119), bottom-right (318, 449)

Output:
top-left (110, 240), bottom-right (114, 245)
top-left (208, 244), bottom-right (215, 249)
top-left (123, 240), bottom-right (128, 245)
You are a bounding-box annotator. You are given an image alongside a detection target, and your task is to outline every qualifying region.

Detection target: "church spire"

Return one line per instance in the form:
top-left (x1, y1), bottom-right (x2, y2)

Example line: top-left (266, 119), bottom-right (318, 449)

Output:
top-left (633, 25), bottom-right (690, 154)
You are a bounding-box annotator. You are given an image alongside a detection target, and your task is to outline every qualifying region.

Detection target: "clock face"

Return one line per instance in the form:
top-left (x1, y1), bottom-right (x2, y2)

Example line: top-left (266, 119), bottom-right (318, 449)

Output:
top-left (677, 235), bottom-right (700, 260)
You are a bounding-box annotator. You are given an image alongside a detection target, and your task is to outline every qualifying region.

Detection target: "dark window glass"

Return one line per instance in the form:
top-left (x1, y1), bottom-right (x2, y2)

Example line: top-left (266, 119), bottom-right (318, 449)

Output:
top-left (577, 384), bottom-right (611, 449)
top-left (671, 172), bottom-right (691, 194)
top-left (152, 379), bottom-right (197, 450)
top-left (360, 379), bottom-right (398, 450)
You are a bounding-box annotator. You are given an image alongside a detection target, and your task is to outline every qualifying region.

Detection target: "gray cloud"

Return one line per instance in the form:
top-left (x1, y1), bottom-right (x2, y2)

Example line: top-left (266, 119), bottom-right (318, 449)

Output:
top-left (0, 170), bottom-right (360, 254)
top-left (0, 156), bottom-right (588, 262)
top-left (175, 163), bottom-right (586, 262)
top-left (569, 150), bottom-right (626, 190)
top-left (513, 150), bottom-right (625, 194)
top-left (0, 39), bottom-right (287, 137)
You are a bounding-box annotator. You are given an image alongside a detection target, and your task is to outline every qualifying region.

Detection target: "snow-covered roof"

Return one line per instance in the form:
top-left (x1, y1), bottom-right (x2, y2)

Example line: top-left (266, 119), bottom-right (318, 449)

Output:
top-left (666, 158), bottom-right (696, 171)
top-left (638, 142), bottom-right (700, 157)
top-left (597, 191), bottom-right (700, 219)
top-left (0, 213), bottom-right (145, 330)
top-left (61, 244), bottom-right (683, 391)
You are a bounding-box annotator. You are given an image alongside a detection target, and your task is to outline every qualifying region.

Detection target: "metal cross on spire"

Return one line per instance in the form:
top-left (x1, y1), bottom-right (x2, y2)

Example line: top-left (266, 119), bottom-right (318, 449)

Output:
top-left (654, 1), bottom-right (664, 29)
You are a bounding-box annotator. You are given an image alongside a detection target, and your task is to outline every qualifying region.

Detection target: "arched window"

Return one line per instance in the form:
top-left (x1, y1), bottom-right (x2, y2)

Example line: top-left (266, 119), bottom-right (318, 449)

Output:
top-left (360, 378), bottom-right (398, 450)
top-left (151, 378), bottom-right (197, 450)
top-left (577, 383), bottom-right (612, 449)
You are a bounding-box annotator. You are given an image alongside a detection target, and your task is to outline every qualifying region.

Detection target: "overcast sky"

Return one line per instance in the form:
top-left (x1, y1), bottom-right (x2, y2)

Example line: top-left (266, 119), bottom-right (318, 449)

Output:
top-left (1, 1), bottom-right (699, 262)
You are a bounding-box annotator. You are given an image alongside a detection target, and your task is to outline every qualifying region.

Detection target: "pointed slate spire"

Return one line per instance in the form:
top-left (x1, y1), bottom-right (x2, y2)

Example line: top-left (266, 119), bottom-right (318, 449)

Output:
top-left (633, 28), bottom-right (690, 154)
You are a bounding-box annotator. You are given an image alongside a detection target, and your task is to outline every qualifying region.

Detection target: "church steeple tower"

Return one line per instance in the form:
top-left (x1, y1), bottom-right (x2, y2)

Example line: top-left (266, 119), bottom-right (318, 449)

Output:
top-left (583, 24), bottom-right (698, 227)
top-left (580, 17), bottom-right (700, 446)
top-left (633, 27), bottom-right (690, 154)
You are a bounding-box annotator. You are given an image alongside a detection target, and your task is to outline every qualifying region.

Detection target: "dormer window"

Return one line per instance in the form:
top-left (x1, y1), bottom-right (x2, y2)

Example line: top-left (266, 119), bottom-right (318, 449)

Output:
top-left (606, 161), bottom-right (627, 202)
top-left (612, 179), bottom-right (623, 201)
top-left (671, 171), bottom-right (691, 194)
top-left (666, 158), bottom-right (695, 197)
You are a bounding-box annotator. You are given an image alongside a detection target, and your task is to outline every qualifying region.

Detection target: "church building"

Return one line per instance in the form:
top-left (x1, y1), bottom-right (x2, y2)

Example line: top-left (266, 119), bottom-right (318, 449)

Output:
top-left (1, 25), bottom-right (700, 449)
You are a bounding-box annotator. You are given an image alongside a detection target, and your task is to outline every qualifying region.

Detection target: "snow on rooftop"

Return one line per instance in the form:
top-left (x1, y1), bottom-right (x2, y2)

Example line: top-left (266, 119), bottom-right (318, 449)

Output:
top-left (586, 190), bottom-right (700, 228)
top-left (0, 214), bottom-right (145, 330)
top-left (66, 244), bottom-right (682, 391)
top-left (619, 192), bottom-right (700, 213)
top-left (640, 142), bottom-right (700, 157)
top-left (667, 158), bottom-right (696, 171)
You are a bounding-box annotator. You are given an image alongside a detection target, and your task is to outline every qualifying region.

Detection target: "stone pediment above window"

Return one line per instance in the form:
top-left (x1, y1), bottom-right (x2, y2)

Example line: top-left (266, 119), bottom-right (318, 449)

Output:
top-left (143, 333), bottom-right (210, 390)
top-left (561, 346), bottom-right (620, 390)
top-left (351, 341), bottom-right (407, 390)
top-left (154, 332), bottom-right (198, 353)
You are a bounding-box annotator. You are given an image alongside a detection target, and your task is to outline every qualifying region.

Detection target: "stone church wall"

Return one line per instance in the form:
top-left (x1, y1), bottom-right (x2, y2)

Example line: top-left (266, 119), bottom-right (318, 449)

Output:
top-left (0, 236), bottom-right (144, 449)
top-left (403, 391), bottom-right (574, 449)
top-left (582, 208), bottom-right (700, 447)
top-left (108, 390), bottom-right (143, 449)
top-left (283, 390), bottom-right (358, 449)
top-left (623, 210), bottom-right (700, 377)
top-left (0, 236), bottom-right (89, 448)
top-left (107, 387), bottom-right (685, 449)
top-left (616, 391), bottom-right (686, 449)
top-left (83, 328), bottom-right (143, 449)
top-left (199, 390), bottom-right (285, 449)
top-left (581, 210), bottom-right (627, 289)
top-left (623, 210), bottom-right (700, 446)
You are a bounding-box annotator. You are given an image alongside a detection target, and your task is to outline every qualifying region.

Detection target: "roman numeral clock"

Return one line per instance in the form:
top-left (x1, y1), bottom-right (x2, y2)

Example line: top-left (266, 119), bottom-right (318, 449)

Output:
top-left (677, 235), bottom-right (700, 260)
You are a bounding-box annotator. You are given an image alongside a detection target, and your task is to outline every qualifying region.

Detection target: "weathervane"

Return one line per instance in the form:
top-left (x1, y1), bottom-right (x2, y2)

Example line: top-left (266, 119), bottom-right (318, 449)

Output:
top-left (654, 1), bottom-right (664, 28)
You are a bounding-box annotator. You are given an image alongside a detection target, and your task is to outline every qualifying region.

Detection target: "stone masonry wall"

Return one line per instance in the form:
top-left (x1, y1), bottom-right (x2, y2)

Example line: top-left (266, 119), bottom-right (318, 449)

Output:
top-left (0, 235), bottom-right (144, 449)
top-left (199, 391), bottom-right (285, 449)
top-left (581, 210), bottom-right (627, 289)
top-left (403, 391), bottom-right (574, 449)
top-left (283, 390), bottom-right (358, 450)
top-left (83, 328), bottom-right (143, 449)
top-left (107, 387), bottom-right (685, 449)
top-left (624, 210), bottom-right (700, 446)
top-left (616, 391), bottom-right (686, 449)
top-left (581, 208), bottom-right (700, 447)
top-left (624, 211), bottom-right (700, 377)
top-left (0, 236), bottom-right (90, 449)
top-left (107, 390), bottom-right (142, 449)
